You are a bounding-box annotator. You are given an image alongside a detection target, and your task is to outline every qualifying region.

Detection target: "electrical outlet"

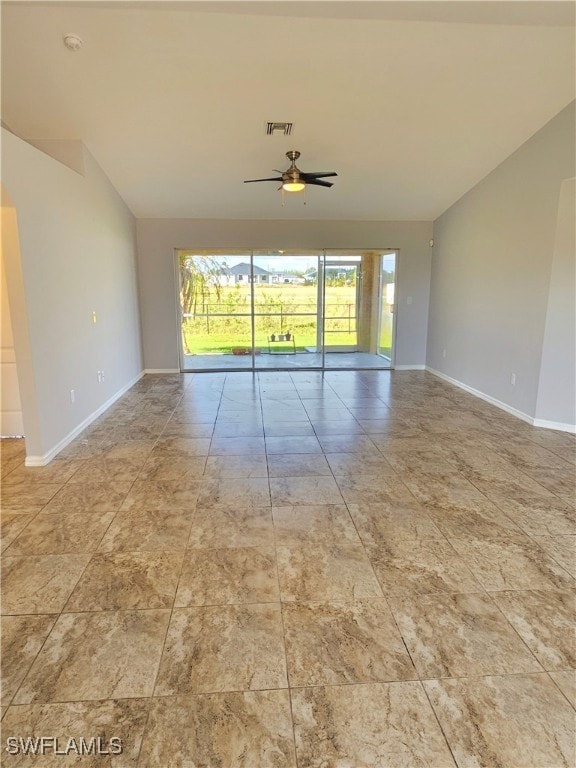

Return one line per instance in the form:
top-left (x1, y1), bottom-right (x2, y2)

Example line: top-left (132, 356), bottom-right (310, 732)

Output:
top-left (511, 373), bottom-right (516, 385)
top-left (97, 371), bottom-right (102, 383)
top-left (92, 311), bottom-right (97, 324)
top-left (101, 370), bottom-right (105, 382)
top-left (442, 349), bottom-right (447, 358)
top-left (70, 389), bottom-right (75, 403)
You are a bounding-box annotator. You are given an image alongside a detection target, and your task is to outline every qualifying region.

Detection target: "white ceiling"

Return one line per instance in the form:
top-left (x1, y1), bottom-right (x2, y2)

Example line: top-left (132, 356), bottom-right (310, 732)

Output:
top-left (2, 1), bottom-right (574, 220)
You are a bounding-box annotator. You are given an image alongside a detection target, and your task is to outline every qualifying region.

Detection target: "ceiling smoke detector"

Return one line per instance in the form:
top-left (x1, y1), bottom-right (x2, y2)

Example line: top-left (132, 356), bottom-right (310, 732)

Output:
top-left (266, 122), bottom-right (293, 136)
top-left (63, 34), bottom-right (83, 51)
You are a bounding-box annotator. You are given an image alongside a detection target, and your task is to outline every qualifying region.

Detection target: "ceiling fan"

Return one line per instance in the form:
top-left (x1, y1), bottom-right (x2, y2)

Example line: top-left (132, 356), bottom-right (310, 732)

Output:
top-left (244, 150), bottom-right (337, 192)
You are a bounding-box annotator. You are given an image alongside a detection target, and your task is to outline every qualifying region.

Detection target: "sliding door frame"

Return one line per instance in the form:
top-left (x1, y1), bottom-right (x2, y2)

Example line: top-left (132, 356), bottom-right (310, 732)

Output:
top-left (175, 248), bottom-right (399, 373)
top-left (375, 250), bottom-right (399, 367)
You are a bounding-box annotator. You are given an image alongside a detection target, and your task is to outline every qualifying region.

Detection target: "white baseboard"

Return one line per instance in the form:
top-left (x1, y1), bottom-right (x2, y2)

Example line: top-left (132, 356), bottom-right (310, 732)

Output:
top-left (25, 371), bottom-right (145, 466)
top-left (532, 418), bottom-right (576, 434)
top-left (394, 365), bottom-right (426, 371)
top-left (426, 366), bottom-right (575, 432)
top-left (425, 366), bottom-right (537, 424)
top-left (144, 369), bottom-right (180, 374)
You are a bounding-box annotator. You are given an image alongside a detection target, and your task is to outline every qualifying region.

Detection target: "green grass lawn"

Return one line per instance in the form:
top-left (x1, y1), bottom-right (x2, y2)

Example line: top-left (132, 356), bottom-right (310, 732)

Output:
top-left (181, 284), bottom-right (391, 355)
top-left (182, 327), bottom-right (359, 354)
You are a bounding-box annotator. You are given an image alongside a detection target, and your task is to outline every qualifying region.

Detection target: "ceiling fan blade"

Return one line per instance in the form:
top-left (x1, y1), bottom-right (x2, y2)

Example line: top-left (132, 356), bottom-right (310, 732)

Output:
top-left (243, 177), bottom-right (284, 183)
top-left (301, 172), bottom-right (338, 179)
top-left (305, 179), bottom-right (334, 188)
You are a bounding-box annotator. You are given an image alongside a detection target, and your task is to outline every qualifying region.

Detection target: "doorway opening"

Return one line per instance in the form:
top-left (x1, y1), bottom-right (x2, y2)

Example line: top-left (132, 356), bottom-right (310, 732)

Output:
top-left (177, 249), bottom-right (396, 371)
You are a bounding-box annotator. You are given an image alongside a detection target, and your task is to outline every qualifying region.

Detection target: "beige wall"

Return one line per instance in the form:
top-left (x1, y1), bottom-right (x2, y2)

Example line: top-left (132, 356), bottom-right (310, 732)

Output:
top-left (136, 219), bottom-right (433, 370)
top-left (428, 102), bottom-right (575, 427)
top-left (1, 129), bottom-right (143, 462)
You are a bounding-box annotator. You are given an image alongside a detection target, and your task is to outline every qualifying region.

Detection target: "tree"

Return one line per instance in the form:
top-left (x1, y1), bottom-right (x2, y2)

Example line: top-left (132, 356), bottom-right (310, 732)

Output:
top-left (179, 254), bottom-right (228, 353)
top-left (180, 254), bottom-right (226, 317)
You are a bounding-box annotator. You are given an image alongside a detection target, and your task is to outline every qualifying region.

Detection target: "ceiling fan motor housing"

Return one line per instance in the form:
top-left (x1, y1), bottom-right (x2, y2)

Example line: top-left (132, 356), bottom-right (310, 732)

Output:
top-left (285, 151), bottom-right (301, 181)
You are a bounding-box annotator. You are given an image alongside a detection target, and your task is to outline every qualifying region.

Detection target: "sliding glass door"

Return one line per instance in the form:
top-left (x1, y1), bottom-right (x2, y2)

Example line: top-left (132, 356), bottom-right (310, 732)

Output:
top-left (252, 251), bottom-right (322, 370)
top-left (178, 250), bottom-right (253, 370)
top-left (177, 249), bottom-right (397, 371)
top-left (322, 250), bottom-right (397, 369)
top-left (323, 254), bottom-right (361, 352)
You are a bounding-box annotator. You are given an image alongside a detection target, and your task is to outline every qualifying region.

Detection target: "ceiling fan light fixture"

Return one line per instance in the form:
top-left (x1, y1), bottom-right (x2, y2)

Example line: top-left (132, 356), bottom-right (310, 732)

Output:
top-left (282, 181), bottom-right (305, 192)
top-left (244, 150), bottom-right (337, 194)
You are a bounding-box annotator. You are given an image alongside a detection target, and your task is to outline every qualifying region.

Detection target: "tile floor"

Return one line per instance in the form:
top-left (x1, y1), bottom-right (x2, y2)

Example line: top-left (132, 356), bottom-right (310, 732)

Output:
top-left (1, 370), bottom-right (575, 767)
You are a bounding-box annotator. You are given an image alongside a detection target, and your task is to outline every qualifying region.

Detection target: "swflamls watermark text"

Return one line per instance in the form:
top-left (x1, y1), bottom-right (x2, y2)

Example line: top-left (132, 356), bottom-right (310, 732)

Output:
top-left (5, 736), bottom-right (123, 756)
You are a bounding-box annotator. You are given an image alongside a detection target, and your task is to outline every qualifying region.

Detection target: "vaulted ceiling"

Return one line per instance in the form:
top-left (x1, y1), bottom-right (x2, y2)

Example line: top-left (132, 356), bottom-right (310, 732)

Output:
top-left (2, 1), bottom-right (574, 220)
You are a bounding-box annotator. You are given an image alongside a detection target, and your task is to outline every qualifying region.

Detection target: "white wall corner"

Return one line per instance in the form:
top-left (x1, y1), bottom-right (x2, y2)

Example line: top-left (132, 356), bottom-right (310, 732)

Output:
top-left (534, 177), bottom-right (576, 427)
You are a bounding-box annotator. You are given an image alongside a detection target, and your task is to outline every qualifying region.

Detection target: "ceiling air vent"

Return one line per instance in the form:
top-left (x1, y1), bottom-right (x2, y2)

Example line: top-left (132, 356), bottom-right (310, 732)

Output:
top-left (266, 122), bottom-right (293, 136)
